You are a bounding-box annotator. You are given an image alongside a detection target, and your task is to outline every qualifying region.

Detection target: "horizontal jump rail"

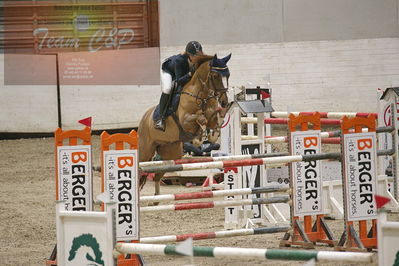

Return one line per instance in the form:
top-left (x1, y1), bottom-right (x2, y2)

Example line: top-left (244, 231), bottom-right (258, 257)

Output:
top-left (242, 126), bottom-right (393, 144)
top-left (140, 185), bottom-right (289, 203)
top-left (140, 226), bottom-right (291, 243)
top-left (140, 148), bottom-right (393, 173)
top-left (140, 152), bottom-right (342, 173)
top-left (320, 138), bottom-right (341, 144)
top-left (257, 136), bottom-right (340, 144)
top-left (139, 152), bottom-right (289, 168)
top-left (242, 117), bottom-right (342, 125)
top-left (271, 111), bottom-right (378, 119)
top-left (140, 196), bottom-right (290, 213)
top-left (115, 243), bottom-right (374, 263)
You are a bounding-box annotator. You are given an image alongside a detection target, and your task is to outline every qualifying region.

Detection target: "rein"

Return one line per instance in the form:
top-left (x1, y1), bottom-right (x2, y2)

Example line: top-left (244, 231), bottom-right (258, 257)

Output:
top-left (181, 72), bottom-right (226, 111)
top-left (173, 66), bottom-right (228, 142)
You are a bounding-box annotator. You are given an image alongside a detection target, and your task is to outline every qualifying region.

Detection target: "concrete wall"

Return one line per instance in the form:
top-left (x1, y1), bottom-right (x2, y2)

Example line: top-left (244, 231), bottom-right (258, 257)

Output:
top-left (0, 54), bottom-right (59, 132)
top-left (159, 0), bottom-right (399, 46)
top-left (283, 0), bottom-right (398, 42)
top-left (159, 0), bottom-right (283, 46)
top-left (159, 0), bottom-right (399, 113)
top-left (0, 49), bottom-right (161, 133)
top-left (2, 0), bottom-right (399, 132)
top-left (161, 38), bottom-right (399, 113)
top-left (58, 48), bottom-right (160, 131)
top-left (60, 85), bottom-right (159, 131)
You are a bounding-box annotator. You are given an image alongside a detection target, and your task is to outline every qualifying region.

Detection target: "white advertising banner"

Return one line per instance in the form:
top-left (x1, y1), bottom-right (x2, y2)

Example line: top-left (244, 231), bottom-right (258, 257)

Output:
top-left (56, 202), bottom-right (115, 266)
top-left (104, 149), bottom-right (139, 241)
top-left (343, 132), bottom-right (378, 221)
top-left (290, 130), bottom-right (323, 216)
top-left (57, 145), bottom-right (92, 211)
top-left (224, 168), bottom-right (239, 228)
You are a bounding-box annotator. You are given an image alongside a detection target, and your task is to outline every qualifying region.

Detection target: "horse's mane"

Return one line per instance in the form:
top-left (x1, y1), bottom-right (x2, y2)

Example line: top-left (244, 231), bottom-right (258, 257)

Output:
top-left (193, 54), bottom-right (214, 69)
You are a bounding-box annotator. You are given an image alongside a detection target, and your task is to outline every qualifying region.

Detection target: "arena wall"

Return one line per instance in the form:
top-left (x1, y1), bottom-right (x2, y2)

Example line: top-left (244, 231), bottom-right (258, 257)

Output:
top-left (1, 0), bottom-right (399, 132)
top-left (161, 38), bottom-right (399, 112)
top-left (159, 0), bottom-right (399, 45)
top-left (159, 0), bottom-right (399, 112)
top-left (0, 54), bottom-right (59, 132)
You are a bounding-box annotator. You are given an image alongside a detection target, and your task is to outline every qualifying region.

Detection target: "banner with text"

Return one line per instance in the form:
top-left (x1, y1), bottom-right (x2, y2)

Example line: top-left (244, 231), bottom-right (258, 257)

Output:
top-left (290, 130), bottom-right (323, 216)
top-left (104, 149), bottom-right (139, 241)
top-left (57, 145), bottom-right (92, 212)
top-left (343, 132), bottom-right (378, 221)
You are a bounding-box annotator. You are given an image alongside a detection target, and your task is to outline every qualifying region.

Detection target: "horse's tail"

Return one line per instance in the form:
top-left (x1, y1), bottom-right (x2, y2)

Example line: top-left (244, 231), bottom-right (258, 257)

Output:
top-left (138, 107), bottom-right (156, 190)
top-left (137, 106), bottom-right (156, 162)
top-left (138, 107), bottom-right (153, 136)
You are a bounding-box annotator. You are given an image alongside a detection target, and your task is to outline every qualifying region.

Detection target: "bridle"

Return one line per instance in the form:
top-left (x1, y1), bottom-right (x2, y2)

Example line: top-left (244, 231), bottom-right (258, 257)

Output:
top-left (181, 67), bottom-right (228, 112)
top-left (172, 60), bottom-right (229, 142)
top-left (180, 66), bottom-right (228, 141)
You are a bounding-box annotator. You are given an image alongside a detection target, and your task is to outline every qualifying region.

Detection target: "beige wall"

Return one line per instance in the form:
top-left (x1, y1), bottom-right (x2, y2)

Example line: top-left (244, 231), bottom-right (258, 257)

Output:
top-left (0, 49), bottom-right (161, 132)
top-left (0, 54), bottom-right (58, 132)
top-left (159, 0), bottom-right (399, 46)
top-left (159, 0), bottom-right (399, 113)
top-left (2, 1), bottom-right (399, 132)
top-left (162, 38), bottom-right (399, 113)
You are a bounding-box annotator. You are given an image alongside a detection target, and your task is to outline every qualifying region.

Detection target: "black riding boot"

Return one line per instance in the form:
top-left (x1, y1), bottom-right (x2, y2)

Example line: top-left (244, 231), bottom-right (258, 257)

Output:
top-left (154, 93), bottom-right (170, 131)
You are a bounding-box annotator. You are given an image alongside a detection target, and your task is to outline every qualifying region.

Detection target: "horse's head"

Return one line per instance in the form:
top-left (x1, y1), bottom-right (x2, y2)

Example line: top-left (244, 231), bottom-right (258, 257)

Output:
top-left (209, 54), bottom-right (231, 89)
top-left (206, 53), bottom-right (231, 113)
top-left (192, 53), bottom-right (232, 143)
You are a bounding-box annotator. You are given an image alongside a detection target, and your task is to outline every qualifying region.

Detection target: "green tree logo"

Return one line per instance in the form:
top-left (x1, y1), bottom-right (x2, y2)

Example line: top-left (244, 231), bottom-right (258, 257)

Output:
top-left (393, 251), bottom-right (399, 266)
top-left (68, 233), bottom-right (104, 265)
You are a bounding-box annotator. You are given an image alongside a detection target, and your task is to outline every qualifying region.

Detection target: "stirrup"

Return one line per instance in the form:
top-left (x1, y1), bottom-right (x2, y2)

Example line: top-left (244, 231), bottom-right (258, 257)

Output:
top-left (154, 119), bottom-right (166, 131)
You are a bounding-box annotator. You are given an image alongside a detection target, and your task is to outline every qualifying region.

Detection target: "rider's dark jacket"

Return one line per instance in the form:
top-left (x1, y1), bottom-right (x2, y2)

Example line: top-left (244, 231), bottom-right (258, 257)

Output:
top-left (161, 54), bottom-right (191, 91)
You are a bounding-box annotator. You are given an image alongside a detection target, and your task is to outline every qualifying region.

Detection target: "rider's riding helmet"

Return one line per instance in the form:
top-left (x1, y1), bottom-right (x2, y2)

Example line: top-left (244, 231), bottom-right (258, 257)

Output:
top-left (185, 41), bottom-right (203, 56)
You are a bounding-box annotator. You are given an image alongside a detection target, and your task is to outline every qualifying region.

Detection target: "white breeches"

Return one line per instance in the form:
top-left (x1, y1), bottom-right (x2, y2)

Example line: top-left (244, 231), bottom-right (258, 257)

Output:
top-left (161, 70), bottom-right (173, 94)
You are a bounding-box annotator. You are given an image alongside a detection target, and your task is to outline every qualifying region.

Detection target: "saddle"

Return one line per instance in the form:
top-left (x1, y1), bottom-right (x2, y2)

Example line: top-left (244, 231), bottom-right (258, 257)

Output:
top-left (152, 91), bottom-right (181, 122)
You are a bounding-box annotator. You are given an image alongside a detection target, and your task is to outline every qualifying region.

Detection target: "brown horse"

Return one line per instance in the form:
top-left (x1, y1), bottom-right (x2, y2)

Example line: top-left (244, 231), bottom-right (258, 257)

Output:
top-left (138, 54), bottom-right (231, 195)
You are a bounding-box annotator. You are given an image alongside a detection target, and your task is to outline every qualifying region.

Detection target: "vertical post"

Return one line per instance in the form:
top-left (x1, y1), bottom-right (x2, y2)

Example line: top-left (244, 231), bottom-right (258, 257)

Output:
top-left (336, 116), bottom-right (378, 251)
top-left (280, 113), bottom-right (336, 248)
top-left (48, 126), bottom-right (92, 265)
top-left (392, 102), bottom-right (399, 200)
top-left (54, 127), bottom-right (92, 209)
top-left (100, 130), bottom-right (141, 266)
top-left (224, 167), bottom-right (239, 229)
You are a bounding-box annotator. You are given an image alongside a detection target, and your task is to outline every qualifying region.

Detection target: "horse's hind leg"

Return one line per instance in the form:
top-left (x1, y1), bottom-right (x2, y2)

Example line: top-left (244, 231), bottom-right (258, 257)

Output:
top-left (153, 173), bottom-right (164, 196)
top-left (138, 141), bottom-right (157, 190)
top-left (155, 142), bottom-right (183, 195)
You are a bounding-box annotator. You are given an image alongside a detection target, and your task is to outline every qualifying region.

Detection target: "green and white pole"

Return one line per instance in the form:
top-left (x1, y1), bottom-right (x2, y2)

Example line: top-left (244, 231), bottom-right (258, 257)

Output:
top-left (115, 243), bottom-right (374, 263)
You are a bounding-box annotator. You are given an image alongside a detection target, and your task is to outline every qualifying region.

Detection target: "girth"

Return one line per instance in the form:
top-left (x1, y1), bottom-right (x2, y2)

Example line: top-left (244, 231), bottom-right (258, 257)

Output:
top-left (171, 113), bottom-right (197, 142)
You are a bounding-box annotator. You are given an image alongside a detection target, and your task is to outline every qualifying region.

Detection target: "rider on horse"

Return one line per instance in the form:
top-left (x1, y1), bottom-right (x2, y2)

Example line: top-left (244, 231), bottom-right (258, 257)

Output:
top-left (154, 41), bottom-right (204, 131)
